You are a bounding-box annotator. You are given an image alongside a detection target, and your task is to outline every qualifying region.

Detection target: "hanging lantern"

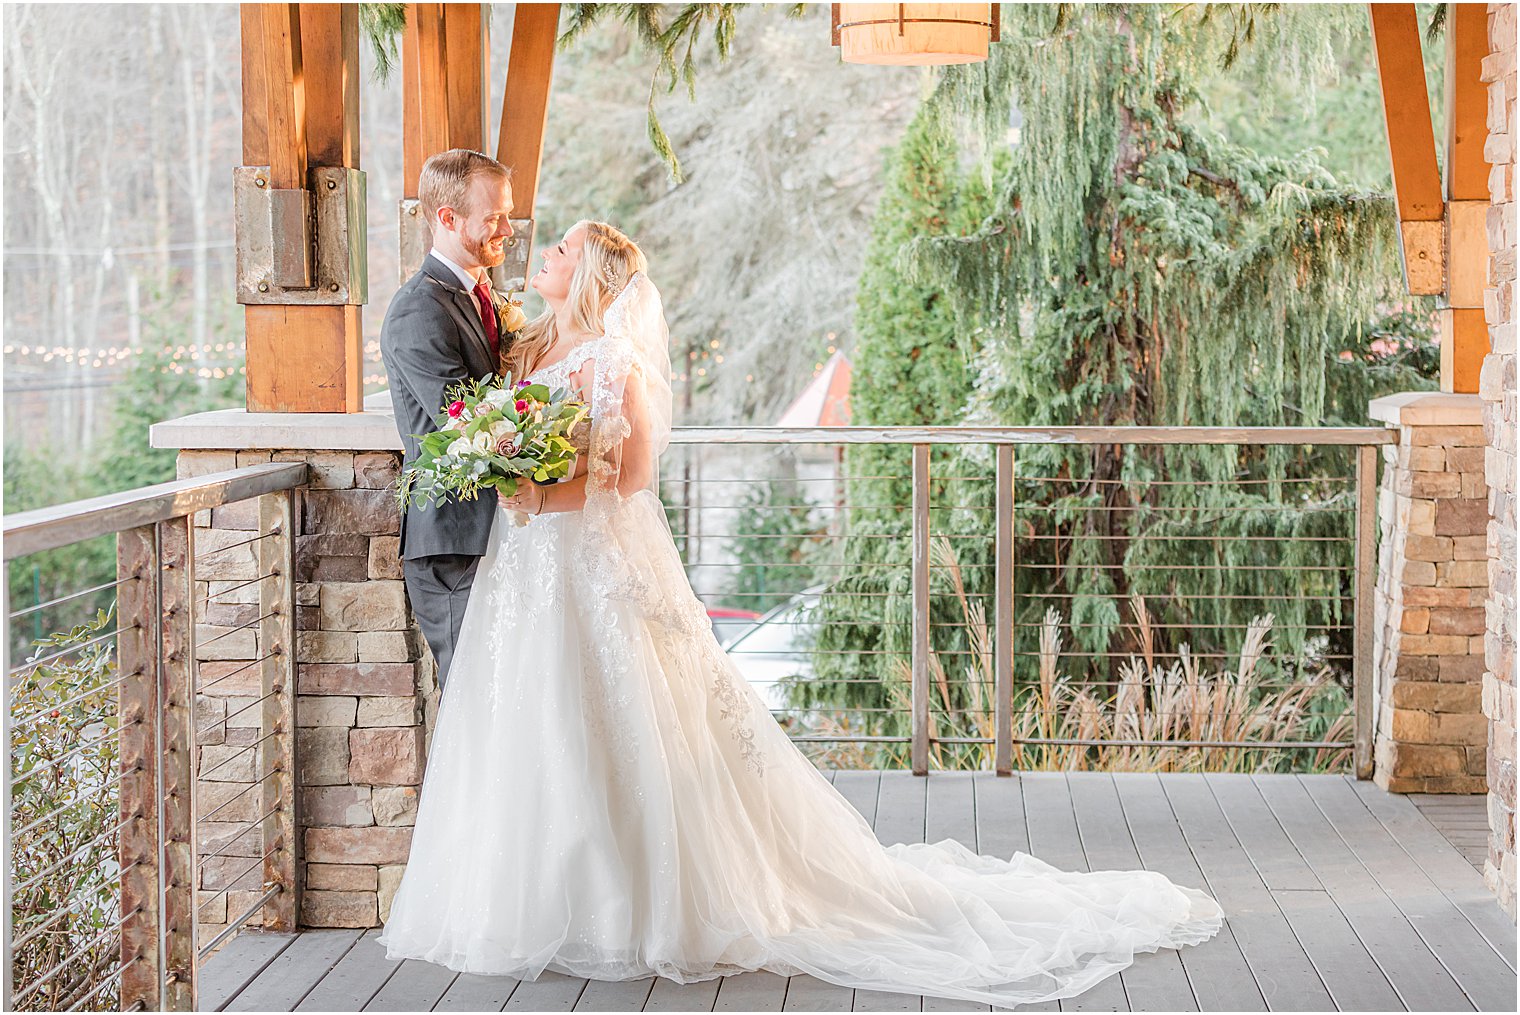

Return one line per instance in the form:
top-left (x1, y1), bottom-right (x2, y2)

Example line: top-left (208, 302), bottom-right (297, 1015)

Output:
top-left (831, 3), bottom-right (999, 66)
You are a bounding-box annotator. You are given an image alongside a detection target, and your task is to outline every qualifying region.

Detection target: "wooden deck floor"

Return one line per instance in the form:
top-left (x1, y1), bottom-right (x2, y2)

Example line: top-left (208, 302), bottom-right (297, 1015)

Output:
top-left (200, 772), bottom-right (1517, 1012)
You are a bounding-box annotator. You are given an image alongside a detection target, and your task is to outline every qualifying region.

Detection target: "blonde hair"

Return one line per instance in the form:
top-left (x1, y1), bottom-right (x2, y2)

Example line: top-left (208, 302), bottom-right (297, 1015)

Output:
top-left (418, 149), bottom-right (511, 232)
top-left (506, 221), bottom-right (648, 378)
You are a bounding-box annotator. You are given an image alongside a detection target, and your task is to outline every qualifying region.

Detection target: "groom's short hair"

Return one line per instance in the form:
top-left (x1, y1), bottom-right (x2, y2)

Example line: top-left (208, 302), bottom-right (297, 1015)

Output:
top-left (419, 149), bottom-right (512, 229)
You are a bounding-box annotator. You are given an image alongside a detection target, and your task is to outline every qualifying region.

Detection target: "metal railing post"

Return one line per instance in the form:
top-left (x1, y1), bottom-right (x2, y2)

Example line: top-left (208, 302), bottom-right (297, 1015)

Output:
top-left (118, 524), bottom-right (163, 1010)
top-left (2, 564), bottom-right (12, 1013)
top-left (995, 445), bottom-right (1014, 776)
top-left (158, 516), bottom-right (198, 1010)
top-left (911, 444), bottom-right (931, 776)
top-left (1353, 444), bottom-right (1377, 780)
top-left (258, 491), bottom-right (300, 930)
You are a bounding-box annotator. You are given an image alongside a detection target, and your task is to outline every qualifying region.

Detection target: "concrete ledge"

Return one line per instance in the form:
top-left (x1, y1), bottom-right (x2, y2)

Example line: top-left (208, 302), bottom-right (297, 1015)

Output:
top-left (1369, 391), bottom-right (1485, 427)
top-left (150, 390), bottom-right (402, 451)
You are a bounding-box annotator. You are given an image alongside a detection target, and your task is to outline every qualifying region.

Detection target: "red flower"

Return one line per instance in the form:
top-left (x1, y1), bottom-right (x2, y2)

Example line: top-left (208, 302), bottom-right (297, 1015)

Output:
top-left (447, 400), bottom-right (465, 418)
top-left (515, 399), bottom-right (528, 413)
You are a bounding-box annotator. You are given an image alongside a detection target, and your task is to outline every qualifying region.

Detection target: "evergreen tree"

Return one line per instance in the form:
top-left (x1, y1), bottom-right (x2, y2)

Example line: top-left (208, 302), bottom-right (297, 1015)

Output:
top-left (811, 4), bottom-right (1438, 764)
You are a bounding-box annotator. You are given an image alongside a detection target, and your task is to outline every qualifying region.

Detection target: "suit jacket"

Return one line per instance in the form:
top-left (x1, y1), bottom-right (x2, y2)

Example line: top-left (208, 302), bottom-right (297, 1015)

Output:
top-left (381, 253), bottom-right (502, 560)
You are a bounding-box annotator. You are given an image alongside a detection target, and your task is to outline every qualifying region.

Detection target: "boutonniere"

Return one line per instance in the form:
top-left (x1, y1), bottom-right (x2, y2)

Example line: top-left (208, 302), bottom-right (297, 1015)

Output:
top-left (487, 287), bottom-right (529, 339)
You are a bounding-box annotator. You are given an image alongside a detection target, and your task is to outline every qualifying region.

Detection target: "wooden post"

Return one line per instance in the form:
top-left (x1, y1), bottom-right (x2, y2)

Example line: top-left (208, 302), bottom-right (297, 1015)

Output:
top-left (498, 3), bottom-right (559, 218)
top-left (1441, 2), bottom-right (1491, 393)
top-left (911, 444), bottom-right (931, 776)
top-left (241, 3), bottom-right (363, 413)
top-left (1369, 2), bottom-right (1492, 394)
top-left (994, 445), bottom-right (1014, 776)
top-left (258, 492), bottom-right (299, 930)
top-left (1370, 3), bottom-right (1445, 294)
top-left (117, 526), bottom-right (163, 1011)
top-left (496, 3), bottom-right (559, 287)
top-left (158, 516), bottom-right (197, 1011)
top-left (445, 3), bottom-right (490, 152)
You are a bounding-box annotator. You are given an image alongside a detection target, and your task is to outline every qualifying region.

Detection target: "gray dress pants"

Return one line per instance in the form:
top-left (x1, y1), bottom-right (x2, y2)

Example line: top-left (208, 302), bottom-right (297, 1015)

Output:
top-left (402, 553), bottom-right (481, 691)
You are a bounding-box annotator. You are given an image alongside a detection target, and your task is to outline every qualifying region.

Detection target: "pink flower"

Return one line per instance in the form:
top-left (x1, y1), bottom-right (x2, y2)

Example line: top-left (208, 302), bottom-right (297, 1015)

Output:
top-left (495, 433), bottom-right (522, 456)
top-left (447, 400), bottom-right (465, 418)
top-left (515, 399), bottom-right (528, 413)
top-left (515, 380), bottom-right (530, 389)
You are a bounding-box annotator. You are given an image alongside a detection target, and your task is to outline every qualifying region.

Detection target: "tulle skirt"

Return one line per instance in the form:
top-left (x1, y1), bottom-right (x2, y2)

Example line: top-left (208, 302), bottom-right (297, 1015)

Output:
top-left (377, 497), bottom-right (1223, 1006)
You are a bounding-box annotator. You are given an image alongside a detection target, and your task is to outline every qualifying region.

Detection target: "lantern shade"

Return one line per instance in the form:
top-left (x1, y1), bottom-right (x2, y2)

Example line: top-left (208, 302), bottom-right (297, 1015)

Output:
top-left (837, 4), bottom-right (993, 66)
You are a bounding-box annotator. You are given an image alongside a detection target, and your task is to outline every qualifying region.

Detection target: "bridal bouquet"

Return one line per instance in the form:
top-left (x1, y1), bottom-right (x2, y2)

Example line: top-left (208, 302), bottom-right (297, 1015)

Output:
top-left (397, 375), bottom-right (589, 525)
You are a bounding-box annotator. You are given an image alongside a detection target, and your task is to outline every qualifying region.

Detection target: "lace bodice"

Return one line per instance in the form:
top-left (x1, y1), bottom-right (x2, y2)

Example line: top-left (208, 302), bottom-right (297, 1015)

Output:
top-left (527, 338), bottom-right (602, 454)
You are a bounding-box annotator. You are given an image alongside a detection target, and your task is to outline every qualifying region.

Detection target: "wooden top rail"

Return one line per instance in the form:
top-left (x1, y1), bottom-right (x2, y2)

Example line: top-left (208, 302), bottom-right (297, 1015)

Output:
top-left (2, 462), bottom-right (308, 561)
top-left (666, 425), bottom-right (1399, 446)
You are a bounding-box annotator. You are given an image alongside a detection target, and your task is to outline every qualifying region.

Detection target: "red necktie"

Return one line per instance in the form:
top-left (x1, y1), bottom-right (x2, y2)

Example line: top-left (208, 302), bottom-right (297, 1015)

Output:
top-left (472, 280), bottom-right (500, 361)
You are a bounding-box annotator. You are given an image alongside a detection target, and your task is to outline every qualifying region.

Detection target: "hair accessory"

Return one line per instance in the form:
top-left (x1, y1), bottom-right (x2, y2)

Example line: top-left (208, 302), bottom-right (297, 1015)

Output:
top-left (601, 259), bottom-right (625, 295)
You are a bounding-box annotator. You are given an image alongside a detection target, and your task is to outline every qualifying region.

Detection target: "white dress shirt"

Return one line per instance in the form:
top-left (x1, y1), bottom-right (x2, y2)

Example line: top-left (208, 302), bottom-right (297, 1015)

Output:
top-left (429, 248), bottom-right (486, 292)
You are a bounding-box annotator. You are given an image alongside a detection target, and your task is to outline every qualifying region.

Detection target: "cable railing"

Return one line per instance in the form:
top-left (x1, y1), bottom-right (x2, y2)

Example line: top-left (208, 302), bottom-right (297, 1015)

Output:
top-left (5, 462), bottom-right (304, 1013)
top-left (663, 425), bottom-right (1389, 778)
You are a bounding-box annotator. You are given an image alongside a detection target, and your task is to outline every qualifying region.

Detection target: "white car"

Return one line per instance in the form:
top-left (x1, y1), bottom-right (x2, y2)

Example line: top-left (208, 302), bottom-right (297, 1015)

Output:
top-left (720, 592), bottom-right (820, 712)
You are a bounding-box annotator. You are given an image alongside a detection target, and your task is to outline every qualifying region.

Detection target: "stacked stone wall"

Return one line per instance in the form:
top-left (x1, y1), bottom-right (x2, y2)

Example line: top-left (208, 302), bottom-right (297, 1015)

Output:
top-left (1373, 413), bottom-right (1491, 793)
top-left (1480, 1), bottom-right (1517, 917)
top-left (179, 447), bottom-right (434, 944)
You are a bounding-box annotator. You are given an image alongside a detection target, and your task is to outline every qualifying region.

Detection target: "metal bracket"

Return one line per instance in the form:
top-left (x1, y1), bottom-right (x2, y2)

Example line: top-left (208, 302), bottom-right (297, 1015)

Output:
top-left (492, 219), bottom-right (535, 295)
top-left (398, 198), bottom-right (430, 287)
top-left (398, 202), bottom-right (534, 296)
top-left (235, 166), bottom-right (368, 305)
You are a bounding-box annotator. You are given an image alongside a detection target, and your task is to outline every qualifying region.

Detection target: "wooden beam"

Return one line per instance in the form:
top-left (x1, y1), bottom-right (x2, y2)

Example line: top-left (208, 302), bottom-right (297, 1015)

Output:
top-left (498, 3), bottom-right (560, 217)
top-left (1444, 3), bottom-right (1489, 202)
top-left (300, 3), bottom-right (360, 167)
top-left (1440, 308), bottom-right (1488, 393)
top-left (444, 3), bottom-right (490, 152)
top-left (1370, 4), bottom-right (1443, 221)
top-left (258, 3), bottom-right (307, 190)
top-left (411, 3), bottom-right (452, 162)
top-left (402, 9), bottom-right (423, 196)
top-left (241, 3), bottom-right (363, 412)
top-left (245, 305), bottom-right (361, 412)
top-left (240, 5), bottom-right (270, 165)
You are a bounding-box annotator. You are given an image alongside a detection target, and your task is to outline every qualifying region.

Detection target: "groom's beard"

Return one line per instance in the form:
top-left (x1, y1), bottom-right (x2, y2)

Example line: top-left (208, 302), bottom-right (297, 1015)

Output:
top-left (464, 231), bottom-right (507, 269)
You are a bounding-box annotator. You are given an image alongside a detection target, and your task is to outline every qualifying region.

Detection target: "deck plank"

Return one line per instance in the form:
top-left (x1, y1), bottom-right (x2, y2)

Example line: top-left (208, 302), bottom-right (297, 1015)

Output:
top-left (876, 771), bottom-right (929, 846)
top-left (834, 770), bottom-right (883, 828)
top-left (852, 986), bottom-right (924, 1010)
top-left (1348, 778), bottom-right (1517, 969)
top-left (714, 970), bottom-right (788, 1011)
top-left (502, 971), bottom-right (589, 1011)
top-left (784, 973), bottom-right (855, 1011)
top-left (1019, 773), bottom-right (1128, 1013)
top-left (644, 975), bottom-right (722, 1011)
top-left (432, 972), bottom-right (521, 1011)
top-left (200, 929), bottom-right (300, 1011)
top-left (295, 929), bottom-right (404, 1012)
top-left (1112, 773), bottom-right (1266, 1012)
top-left (1268, 890), bottom-right (1402, 1012)
top-left (1203, 775), bottom-right (1395, 1012)
top-left (224, 928), bottom-right (362, 1011)
top-left (1068, 772), bottom-right (1197, 1013)
top-left (926, 771), bottom-right (979, 850)
top-left (573, 976), bottom-right (656, 1011)
top-left (1160, 773), bottom-right (1335, 1012)
top-left (1303, 776), bottom-right (1510, 1011)
top-left (1253, 774), bottom-right (1468, 1011)
top-left (972, 772), bottom-right (1029, 860)
top-left (364, 958), bottom-right (459, 1011)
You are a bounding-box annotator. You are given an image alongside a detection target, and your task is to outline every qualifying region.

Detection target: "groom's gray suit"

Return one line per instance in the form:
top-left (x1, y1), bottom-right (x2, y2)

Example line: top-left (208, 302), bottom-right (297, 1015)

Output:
top-left (380, 253), bottom-right (501, 688)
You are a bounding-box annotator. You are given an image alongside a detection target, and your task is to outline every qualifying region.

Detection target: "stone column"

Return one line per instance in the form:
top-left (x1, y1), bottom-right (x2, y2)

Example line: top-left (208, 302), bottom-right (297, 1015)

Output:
top-left (153, 399), bottom-right (438, 938)
top-left (1370, 393), bottom-right (1491, 794)
top-left (1479, 0), bottom-right (1517, 917)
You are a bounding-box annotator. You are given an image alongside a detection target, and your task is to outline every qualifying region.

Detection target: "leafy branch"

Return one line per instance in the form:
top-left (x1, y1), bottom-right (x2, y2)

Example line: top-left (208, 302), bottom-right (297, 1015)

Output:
top-left (357, 2), bottom-right (805, 183)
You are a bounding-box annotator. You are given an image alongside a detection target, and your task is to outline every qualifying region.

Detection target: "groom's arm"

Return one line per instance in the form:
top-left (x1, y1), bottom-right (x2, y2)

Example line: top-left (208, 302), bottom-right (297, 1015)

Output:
top-left (384, 300), bottom-right (473, 426)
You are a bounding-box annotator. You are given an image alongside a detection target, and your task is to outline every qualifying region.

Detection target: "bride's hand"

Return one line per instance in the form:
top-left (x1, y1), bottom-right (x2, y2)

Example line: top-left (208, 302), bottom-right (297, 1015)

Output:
top-left (499, 483), bottom-right (545, 515)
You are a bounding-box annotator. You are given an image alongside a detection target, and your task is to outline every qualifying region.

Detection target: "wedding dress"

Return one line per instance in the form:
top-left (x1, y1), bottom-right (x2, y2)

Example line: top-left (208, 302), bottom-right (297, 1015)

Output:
top-left (376, 274), bottom-right (1224, 1005)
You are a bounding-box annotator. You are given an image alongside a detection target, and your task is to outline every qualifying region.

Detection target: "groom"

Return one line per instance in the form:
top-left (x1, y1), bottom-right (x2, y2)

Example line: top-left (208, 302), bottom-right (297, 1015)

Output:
top-left (381, 148), bottom-right (515, 689)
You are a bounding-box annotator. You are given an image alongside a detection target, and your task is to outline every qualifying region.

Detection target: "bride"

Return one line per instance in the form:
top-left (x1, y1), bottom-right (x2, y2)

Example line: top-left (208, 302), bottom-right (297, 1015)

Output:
top-left (376, 221), bottom-right (1224, 1005)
